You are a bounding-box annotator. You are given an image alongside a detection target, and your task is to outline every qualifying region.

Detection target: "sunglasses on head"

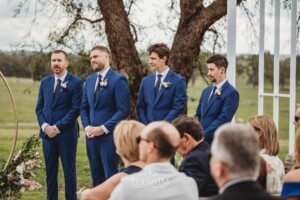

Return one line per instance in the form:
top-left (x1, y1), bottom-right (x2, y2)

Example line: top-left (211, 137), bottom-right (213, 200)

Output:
top-left (295, 115), bottom-right (300, 122)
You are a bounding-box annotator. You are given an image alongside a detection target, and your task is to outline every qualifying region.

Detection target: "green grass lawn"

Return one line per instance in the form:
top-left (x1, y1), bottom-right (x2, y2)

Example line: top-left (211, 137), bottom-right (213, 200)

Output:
top-left (0, 76), bottom-right (297, 199)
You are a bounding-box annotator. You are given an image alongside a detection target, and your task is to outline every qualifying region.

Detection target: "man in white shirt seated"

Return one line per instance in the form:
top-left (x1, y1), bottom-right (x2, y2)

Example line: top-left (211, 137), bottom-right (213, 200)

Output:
top-left (109, 121), bottom-right (198, 200)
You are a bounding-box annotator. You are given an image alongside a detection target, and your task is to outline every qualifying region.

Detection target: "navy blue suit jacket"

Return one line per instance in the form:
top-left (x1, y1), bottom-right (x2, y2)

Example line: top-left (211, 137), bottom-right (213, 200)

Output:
top-left (210, 181), bottom-right (282, 200)
top-left (196, 81), bottom-right (239, 144)
top-left (136, 69), bottom-right (186, 125)
top-left (80, 68), bottom-right (130, 139)
top-left (179, 141), bottom-right (218, 197)
top-left (36, 72), bottom-right (83, 140)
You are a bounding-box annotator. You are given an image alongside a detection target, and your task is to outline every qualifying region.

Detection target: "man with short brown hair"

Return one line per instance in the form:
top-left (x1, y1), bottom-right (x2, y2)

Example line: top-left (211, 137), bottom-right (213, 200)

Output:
top-left (80, 45), bottom-right (130, 186)
top-left (136, 43), bottom-right (186, 125)
top-left (196, 54), bottom-right (239, 144)
top-left (36, 50), bottom-right (82, 200)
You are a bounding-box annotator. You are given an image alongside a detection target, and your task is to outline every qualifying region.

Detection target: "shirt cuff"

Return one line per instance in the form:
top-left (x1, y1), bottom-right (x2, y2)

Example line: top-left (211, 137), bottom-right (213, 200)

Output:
top-left (85, 125), bottom-right (92, 132)
top-left (53, 125), bottom-right (60, 134)
top-left (41, 123), bottom-right (49, 132)
top-left (101, 125), bottom-right (109, 134)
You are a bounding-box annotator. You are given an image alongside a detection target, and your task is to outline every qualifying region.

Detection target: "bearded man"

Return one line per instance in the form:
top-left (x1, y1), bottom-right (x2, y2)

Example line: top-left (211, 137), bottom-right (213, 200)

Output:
top-left (80, 45), bottom-right (130, 186)
top-left (195, 55), bottom-right (239, 144)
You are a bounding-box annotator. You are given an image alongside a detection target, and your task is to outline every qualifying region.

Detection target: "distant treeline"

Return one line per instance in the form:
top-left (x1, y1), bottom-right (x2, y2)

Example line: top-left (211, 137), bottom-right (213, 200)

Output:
top-left (0, 51), bottom-right (299, 89)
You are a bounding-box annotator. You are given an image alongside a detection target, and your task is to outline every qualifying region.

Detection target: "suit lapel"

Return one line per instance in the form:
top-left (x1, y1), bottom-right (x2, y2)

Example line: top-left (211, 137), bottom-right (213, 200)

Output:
top-left (48, 76), bottom-right (55, 108)
top-left (154, 70), bottom-right (173, 106)
top-left (94, 69), bottom-right (113, 108)
top-left (202, 81), bottom-right (230, 118)
top-left (148, 73), bottom-right (156, 104)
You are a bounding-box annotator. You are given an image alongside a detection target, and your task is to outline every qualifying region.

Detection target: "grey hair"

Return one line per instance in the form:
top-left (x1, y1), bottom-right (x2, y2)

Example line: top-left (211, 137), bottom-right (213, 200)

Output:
top-left (211, 123), bottom-right (260, 178)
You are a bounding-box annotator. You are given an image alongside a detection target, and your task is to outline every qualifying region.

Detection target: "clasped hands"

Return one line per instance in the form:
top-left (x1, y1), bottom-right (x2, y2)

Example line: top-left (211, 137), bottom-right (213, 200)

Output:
top-left (44, 125), bottom-right (59, 138)
top-left (86, 126), bottom-right (105, 138)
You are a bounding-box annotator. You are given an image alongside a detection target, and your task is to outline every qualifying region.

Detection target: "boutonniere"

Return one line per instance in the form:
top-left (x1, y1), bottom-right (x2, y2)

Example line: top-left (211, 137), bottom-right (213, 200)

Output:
top-left (60, 81), bottom-right (68, 90)
top-left (215, 88), bottom-right (222, 96)
top-left (161, 81), bottom-right (172, 89)
top-left (99, 79), bottom-right (108, 88)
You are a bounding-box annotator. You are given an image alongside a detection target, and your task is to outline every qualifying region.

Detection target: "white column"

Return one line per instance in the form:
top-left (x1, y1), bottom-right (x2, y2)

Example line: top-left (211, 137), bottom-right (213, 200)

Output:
top-left (258, 0), bottom-right (265, 115)
top-left (289, 0), bottom-right (297, 154)
top-left (273, 0), bottom-right (280, 129)
top-left (226, 0), bottom-right (236, 87)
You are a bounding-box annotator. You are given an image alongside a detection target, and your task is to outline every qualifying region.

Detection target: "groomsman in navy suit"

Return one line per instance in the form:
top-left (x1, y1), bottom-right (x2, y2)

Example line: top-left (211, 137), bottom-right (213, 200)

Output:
top-left (196, 55), bottom-right (239, 144)
top-left (36, 50), bottom-right (82, 200)
top-left (137, 43), bottom-right (186, 125)
top-left (80, 45), bottom-right (130, 186)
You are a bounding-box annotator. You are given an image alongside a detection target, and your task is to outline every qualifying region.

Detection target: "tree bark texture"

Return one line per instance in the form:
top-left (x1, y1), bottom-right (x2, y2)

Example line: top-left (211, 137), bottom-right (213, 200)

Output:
top-left (170, 0), bottom-right (243, 84)
top-left (98, 0), bottom-right (148, 119)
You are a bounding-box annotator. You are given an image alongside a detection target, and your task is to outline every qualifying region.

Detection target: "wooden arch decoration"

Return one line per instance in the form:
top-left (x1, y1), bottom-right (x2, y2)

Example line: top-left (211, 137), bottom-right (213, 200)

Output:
top-left (0, 71), bottom-right (18, 170)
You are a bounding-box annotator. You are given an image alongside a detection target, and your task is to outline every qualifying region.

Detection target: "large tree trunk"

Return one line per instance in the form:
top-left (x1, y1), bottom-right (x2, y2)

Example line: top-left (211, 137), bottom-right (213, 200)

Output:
top-left (98, 0), bottom-right (147, 119)
top-left (170, 0), bottom-right (243, 83)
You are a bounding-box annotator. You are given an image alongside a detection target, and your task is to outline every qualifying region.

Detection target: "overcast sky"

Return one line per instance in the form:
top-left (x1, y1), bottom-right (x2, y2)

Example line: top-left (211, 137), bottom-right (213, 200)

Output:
top-left (0, 0), bottom-right (298, 55)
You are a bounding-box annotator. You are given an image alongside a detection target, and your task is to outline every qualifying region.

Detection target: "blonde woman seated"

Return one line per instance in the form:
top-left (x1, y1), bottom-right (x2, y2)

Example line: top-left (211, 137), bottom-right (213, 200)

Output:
top-left (81, 120), bottom-right (145, 200)
top-left (281, 129), bottom-right (300, 200)
top-left (248, 115), bottom-right (285, 194)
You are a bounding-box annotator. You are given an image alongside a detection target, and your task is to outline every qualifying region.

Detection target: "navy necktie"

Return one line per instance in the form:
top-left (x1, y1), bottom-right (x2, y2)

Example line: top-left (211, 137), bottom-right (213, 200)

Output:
top-left (53, 79), bottom-right (61, 101)
top-left (155, 74), bottom-right (162, 97)
top-left (209, 86), bottom-right (217, 102)
top-left (94, 74), bottom-right (102, 101)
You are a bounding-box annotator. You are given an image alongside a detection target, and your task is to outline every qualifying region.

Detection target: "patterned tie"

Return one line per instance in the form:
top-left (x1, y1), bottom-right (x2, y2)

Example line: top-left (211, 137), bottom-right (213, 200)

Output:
top-left (155, 74), bottom-right (162, 97)
top-left (53, 79), bottom-right (61, 101)
top-left (208, 86), bottom-right (217, 102)
top-left (94, 74), bottom-right (102, 101)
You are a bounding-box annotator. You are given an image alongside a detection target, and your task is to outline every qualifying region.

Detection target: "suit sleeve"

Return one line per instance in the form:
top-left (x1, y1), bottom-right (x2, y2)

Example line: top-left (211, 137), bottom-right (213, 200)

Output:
top-left (35, 79), bottom-right (47, 127)
top-left (55, 79), bottom-right (83, 132)
top-left (103, 76), bottom-right (130, 132)
top-left (195, 91), bottom-right (204, 120)
top-left (204, 90), bottom-right (239, 142)
top-left (136, 79), bottom-right (148, 125)
top-left (80, 81), bottom-right (91, 129)
top-left (163, 77), bottom-right (187, 122)
top-left (180, 155), bottom-right (207, 195)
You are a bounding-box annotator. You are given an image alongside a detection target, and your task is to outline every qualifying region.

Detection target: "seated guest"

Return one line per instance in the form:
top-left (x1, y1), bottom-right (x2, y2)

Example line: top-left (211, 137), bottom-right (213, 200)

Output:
top-left (172, 115), bottom-right (218, 197)
top-left (284, 106), bottom-right (300, 174)
top-left (248, 114), bottom-right (285, 194)
top-left (281, 129), bottom-right (300, 199)
top-left (209, 123), bottom-right (281, 200)
top-left (110, 121), bottom-right (198, 200)
top-left (81, 120), bottom-right (145, 200)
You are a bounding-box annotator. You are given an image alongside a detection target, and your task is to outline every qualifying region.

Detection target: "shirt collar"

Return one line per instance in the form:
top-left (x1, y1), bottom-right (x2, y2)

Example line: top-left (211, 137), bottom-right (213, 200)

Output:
top-left (156, 67), bottom-right (169, 79)
top-left (214, 79), bottom-right (227, 89)
top-left (219, 177), bottom-right (256, 194)
top-left (98, 67), bottom-right (111, 79)
top-left (55, 71), bottom-right (67, 83)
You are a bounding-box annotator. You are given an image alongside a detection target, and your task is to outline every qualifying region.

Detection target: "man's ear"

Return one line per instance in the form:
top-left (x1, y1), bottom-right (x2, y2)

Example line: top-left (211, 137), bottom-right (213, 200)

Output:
top-left (147, 142), bottom-right (155, 154)
top-left (220, 66), bottom-right (225, 74)
top-left (219, 160), bottom-right (227, 178)
top-left (162, 56), bottom-right (167, 62)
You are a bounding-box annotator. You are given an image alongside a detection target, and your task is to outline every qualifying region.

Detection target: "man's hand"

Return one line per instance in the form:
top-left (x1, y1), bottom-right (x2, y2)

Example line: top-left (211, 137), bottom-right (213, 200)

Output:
top-left (86, 127), bottom-right (94, 138)
top-left (44, 125), bottom-right (58, 138)
top-left (86, 126), bottom-right (104, 138)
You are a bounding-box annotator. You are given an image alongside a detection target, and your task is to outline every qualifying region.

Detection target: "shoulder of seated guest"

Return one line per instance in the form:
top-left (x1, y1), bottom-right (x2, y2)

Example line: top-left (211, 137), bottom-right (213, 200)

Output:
top-left (284, 169), bottom-right (300, 182)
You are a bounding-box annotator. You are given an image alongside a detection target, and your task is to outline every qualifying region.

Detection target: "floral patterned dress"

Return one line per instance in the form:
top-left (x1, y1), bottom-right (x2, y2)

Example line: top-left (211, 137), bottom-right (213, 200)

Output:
top-left (260, 150), bottom-right (285, 194)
